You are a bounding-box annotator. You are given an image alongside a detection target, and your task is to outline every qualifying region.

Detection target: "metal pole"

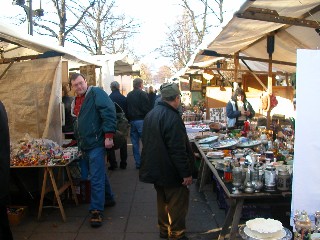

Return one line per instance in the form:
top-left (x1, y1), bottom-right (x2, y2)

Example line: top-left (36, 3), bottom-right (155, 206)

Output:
top-left (28, 0), bottom-right (33, 35)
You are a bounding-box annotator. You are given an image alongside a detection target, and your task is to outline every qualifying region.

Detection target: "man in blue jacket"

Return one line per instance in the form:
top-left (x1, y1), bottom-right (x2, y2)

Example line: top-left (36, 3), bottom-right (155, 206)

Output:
top-left (70, 73), bottom-right (117, 228)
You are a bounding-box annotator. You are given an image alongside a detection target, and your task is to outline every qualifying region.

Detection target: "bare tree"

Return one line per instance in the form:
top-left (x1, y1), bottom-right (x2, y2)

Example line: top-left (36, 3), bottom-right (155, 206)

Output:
top-left (139, 63), bottom-right (153, 85)
top-left (153, 65), bottom-right (173, 84)
top-left (68, 0), bottom-right (140, 55)
top-left (30, 0), bottom-right (139, 56)
top-left (160, 11), bottom-right (199, 71)
top-left (158, 0), bottom-right (225, 71)
top-left (33, 0), bottom-right (96, 46)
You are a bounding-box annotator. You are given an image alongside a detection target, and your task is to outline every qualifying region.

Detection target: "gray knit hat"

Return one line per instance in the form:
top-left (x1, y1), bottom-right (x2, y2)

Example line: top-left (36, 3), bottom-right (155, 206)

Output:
top-left (160, 83), bottom-right (180, 98)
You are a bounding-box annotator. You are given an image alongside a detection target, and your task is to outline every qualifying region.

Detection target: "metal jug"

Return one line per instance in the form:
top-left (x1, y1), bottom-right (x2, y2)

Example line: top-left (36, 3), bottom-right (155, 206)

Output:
top-left (277, 167), bottom-right (291, 191)
top-left (264, 163), bottom-right (276, 191)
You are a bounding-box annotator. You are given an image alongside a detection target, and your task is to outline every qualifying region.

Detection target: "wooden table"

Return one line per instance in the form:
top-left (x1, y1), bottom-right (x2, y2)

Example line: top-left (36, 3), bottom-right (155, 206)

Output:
top-left (11, 159), bottom-right (79, 222)
top-left (194, 142), bottom-right (292, 240)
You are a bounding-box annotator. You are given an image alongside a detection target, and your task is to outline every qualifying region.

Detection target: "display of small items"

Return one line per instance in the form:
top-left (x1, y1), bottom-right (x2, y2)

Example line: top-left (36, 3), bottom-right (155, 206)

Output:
top-left (224, 151), bottom-right (292, 194)
top-left (10, 137), bottom-right (74, 166)
top-left (293, 210), bottom-right (320, 240)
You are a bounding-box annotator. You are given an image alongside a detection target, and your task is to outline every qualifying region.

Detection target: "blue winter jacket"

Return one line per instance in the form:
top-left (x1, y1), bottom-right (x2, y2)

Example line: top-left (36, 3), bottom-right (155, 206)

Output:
top-left (71, 86), bottom-right (116, 151)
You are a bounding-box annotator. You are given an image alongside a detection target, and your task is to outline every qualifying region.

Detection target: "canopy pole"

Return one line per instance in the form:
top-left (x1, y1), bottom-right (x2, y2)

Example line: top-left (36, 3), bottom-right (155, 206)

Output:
top-left (267, 34), bottom-right (275, 129)
top-left (234, 52), bottom-right (239, 85)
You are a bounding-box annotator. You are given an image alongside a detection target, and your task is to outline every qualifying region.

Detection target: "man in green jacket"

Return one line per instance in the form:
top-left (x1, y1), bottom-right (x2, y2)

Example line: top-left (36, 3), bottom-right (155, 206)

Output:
top-left (70, 73), bottom-right (116, 228)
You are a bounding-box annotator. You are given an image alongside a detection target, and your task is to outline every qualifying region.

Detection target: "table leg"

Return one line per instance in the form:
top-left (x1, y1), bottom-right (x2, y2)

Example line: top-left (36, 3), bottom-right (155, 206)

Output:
top-left (65, 166), bottom-right (79, 205)
top-left (229, 199), bottom-right (244, 240)
top-left (196, 157), bottom-right (205, 188)
top-left (38, 168), bottom-right (48, 220)
top-left (199, 161), bottom-right (210, 192)
top-left (219, 199), bottom-right (237, 240)
top-left (48, 168), bottom-right (67, 222)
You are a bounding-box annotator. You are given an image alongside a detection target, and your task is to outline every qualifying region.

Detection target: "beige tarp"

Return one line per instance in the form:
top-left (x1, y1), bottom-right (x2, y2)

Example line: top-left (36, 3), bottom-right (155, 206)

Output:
top-left (187, 0), bottom-right (319, 73)
top-left (0, 57), bottom-right (62, 144)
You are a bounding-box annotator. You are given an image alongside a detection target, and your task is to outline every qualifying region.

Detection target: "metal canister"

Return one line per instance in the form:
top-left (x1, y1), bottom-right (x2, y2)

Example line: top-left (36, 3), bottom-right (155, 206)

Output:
top-left (264, 163), bottom-right (276, 191)
top-left (277, 167), bottom-right (291, 191)
top-left (250, 166), bottom-right (259, 183)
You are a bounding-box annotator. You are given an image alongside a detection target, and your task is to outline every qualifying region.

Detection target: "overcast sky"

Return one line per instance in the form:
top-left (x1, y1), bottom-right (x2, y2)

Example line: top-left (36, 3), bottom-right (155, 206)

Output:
top-left (0, 0), bottom-right (246, 72)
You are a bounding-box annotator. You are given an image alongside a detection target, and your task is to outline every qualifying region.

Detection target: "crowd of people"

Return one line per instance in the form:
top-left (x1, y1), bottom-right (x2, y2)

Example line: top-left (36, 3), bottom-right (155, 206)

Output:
top-left (66, 75), bottom-right (193, 238)
top-left (2, 73), bottom-right (255, 240)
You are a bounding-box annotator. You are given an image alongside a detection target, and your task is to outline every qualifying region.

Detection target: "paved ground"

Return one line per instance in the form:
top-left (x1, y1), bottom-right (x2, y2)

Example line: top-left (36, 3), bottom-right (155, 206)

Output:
top-left (10, 143), bottom-right (237, 240)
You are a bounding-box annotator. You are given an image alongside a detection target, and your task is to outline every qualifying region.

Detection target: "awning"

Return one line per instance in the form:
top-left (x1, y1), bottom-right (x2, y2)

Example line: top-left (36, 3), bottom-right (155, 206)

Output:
top-left (0, 23), bottom-right (101, 66)
top-left (188, 0), bottom-right (320, 74)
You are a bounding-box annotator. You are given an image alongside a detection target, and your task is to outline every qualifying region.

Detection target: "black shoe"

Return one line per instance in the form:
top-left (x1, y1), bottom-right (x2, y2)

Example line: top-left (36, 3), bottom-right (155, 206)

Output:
top-left (108, 165), bottom-right (118, 170)
top-left (90, 210), bottom-right (103, 228)
top-left (170, 236), bottom-right (188, 240)
top-left (160, 232), bottom-right (169, 239)
top-left (120, 163), bottom-right (127, 169)
top-left (104, 199), bottom-right (116, 207)
top-left (175, 236), bottom-right (188, 240)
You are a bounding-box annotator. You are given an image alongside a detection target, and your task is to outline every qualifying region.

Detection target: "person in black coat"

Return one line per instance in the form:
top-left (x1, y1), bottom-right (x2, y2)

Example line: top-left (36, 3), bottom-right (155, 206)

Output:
top-left (108, 81), bottom-right (128, 170)
top-left (0, 101), bottom-right (13, 240)
top-left (147, 86), bottom-right (156, 108)
top-left (127, 78), bottom-right (151, 169)
top-left (140, 83), bottom-right (193, 240)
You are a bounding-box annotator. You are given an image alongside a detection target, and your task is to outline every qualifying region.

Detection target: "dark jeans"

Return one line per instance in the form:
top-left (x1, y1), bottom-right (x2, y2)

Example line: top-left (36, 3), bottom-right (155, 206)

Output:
top-left (0, 197), bottom-right (13, 240)
top-left (107, 137), bottom-right (127, 168)
top-left (154, 185), bottom-right (189, 239)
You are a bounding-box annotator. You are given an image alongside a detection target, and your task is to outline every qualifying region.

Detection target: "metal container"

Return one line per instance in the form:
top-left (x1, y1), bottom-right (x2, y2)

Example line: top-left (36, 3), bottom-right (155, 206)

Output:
top-left (250, 165), bottom-right (259, 183)
top-left (264, 163), bottom-right (276, 191)
top-left (277, 167), bottom-right (291, 191)
top-left (232, 167), bottom-right (242, 194)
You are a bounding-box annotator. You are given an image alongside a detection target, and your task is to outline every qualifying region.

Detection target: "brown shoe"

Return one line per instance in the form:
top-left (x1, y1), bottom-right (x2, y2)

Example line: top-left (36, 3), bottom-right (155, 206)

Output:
top-left (90, 210), bottom-right (103, 228)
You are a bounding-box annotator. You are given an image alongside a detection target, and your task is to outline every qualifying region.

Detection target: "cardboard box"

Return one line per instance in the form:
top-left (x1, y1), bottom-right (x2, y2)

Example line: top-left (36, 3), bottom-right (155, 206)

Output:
top-left (7, 206), bottom-right (28, 226)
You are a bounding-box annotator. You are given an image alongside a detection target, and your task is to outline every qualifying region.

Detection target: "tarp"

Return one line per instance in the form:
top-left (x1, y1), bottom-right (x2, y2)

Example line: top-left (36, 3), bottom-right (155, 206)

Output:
top-left (188, 0), bottom-right (320, 73)
top-left (0, 57), bottom-right (62, 144)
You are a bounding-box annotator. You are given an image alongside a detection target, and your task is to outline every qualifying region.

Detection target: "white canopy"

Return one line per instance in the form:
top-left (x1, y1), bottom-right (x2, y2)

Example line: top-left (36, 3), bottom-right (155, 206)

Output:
top-left (0, 23), bottom-right (101, 67)
top-left (0, 22), bottom-right (139, 76)
top-left (189, 0), bottom-right (320, 74)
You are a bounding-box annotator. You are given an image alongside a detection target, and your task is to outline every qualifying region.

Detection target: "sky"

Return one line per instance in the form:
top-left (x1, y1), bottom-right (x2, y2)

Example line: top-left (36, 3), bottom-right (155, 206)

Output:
top-left (0, 0), bottom-right (246, 73)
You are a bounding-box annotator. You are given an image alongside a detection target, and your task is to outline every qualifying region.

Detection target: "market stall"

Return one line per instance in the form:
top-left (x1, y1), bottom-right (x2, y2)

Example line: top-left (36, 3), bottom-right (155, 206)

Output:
top-left (175, 0), bottom-right (319, 128)
top-left (189, 119), bottom-right (295, 239)
top-left (194, 141), bottom-right (292, 239)
top-left (0, 23), bottom-right (102, 219)
top-left (10, 137), bottom-right (79, 221)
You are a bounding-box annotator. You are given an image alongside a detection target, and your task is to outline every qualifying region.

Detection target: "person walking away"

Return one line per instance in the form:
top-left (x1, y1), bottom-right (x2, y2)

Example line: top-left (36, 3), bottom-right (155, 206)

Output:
top-left (62, 84), bottom-right (76, 140)
top-left (226, 87), bottom-right (255, 129)
top-left (139, 83), bottom-right (194, 240)
top-left (127, 78), bottom-right (151, 169)
top-left (70, 73), bottom-right (117, 228)
top-left (147, 85), bottom-right (157, 108)
top-left (0, 101), bottom-right (13, 240)
top-left (108, 81), bottom-right (128, 170)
